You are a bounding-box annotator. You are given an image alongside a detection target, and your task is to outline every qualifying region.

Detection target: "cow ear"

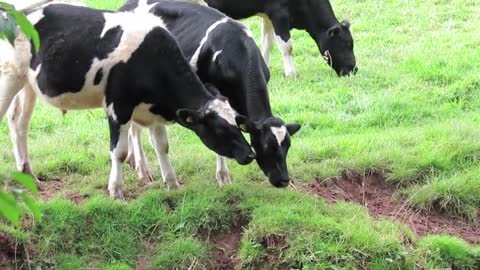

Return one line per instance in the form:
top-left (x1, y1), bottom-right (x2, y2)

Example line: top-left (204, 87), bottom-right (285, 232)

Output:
top-left (176, 109), bottom-right (199, 128)
top-left (327, 24), bottom-right (341, 38)
top-left (286, 123), bottom-right (301, 136)
top-left (340, 20), bottom-right (350, 29)
top-left (235, 115), bottom-right (255, 133)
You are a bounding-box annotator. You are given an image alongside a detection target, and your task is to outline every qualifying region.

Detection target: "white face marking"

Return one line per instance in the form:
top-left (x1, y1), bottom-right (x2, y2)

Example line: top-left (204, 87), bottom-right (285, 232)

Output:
top-left (207, 99), bottom-right (237, 126)
top-left (190, 18), bottom-right (229, 70)
top-left (212, 50), bottom-right (222, 62)
top-left (271, 126), bottom-right (287, 146)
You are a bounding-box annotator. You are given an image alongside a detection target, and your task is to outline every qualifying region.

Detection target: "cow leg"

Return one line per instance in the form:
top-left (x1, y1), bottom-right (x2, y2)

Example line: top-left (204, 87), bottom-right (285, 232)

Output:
top-left (107, 114), bottom-right (131, 199)
top-left (0, 78), bottom-right (25, 121)
top-left (216, 155), bottom-right (231, 186)
top-left (7, 84), bottom-right (38, 184)
top-left (267, 13), bottom-right (298, 78)
top-left (127, 123), bottom-right (154, 184)
top-left (148, 125), bottom-right (179, 190)
top-left (260, 16), bottom-right (275, 66)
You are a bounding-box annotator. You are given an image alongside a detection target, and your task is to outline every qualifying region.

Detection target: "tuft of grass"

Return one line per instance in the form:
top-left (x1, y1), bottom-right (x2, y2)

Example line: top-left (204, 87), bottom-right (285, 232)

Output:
top-left (150, 236), bottom-right (206, 269)
top-left (416, 235), bottom-right (479, 269)
top-left (406, 169), bottom-right (480, 221)
top-left (239, 190), bottom-right (414, 269)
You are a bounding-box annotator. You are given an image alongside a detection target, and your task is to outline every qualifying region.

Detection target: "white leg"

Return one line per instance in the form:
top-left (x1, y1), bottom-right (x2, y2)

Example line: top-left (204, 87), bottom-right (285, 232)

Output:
top-left (7, 84), bottom-right (37, 181)
top-left (260, 16), bottom-right (275, 66)
top-left (276, 36), bottom-right (298, 78)
top-left (0, 79), bottom-right (24, 121)
top-left (148, 125), bottom-right (179, 190)
top-left (216, 155), bottom-right (231, 186)
top-left (127, 123), bottom-right (154, 184)
top-left (0, 33), bottom-right (31, 120)
top-left (108, 122), bottom-right (130, 199)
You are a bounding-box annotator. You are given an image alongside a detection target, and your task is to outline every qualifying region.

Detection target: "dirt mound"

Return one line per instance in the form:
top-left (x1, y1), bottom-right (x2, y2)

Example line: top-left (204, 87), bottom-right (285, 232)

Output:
top-left (306, 171), bottom-right (480, 244)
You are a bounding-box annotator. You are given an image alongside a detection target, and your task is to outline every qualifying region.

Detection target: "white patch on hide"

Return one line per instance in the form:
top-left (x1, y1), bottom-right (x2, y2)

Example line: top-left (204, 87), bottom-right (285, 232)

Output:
top-left (190, 17), bottom-right (228, 70)
top-left (212, 50), bottom-right (222, 62)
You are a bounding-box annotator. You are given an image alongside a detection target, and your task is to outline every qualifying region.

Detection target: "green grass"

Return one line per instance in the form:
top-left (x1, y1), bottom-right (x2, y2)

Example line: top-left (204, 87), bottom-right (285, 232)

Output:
top-left (1, 0), bottom-right (480, 268)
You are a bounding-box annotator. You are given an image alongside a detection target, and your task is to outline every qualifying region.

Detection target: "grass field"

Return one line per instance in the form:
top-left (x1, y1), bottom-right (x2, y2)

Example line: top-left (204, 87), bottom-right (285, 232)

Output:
top-left (1, 0), bottom-right (479, 269)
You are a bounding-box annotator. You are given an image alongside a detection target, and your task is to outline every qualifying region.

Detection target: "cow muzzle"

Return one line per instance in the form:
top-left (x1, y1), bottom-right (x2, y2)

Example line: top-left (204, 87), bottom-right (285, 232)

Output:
top-left (235, 151), bottom-right (256, 165)
top-left (338, 65), bottom-right (358, 76)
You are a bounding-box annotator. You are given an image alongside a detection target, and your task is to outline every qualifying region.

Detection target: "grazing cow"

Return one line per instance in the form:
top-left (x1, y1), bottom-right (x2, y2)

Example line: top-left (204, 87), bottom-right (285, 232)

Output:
top-left (1, 3), bottom-right (256, 198)
top-left (120, 0), bottom-right (301, 188)
top-left (185, 0), bottom-right (357, 78)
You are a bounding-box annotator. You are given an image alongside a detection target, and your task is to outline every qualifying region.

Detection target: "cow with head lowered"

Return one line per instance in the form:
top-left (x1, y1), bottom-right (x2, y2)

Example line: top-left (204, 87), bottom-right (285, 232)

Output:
top-left (0, 3), bottom-right (256, 198)
top-left (120, 0), bottom-right (301, 188)
top-left (185, 0), bottom-right (357, 78)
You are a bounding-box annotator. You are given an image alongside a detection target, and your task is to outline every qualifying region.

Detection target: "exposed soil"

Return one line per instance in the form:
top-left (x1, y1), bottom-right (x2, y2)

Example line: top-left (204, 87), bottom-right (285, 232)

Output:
top-left (0, 232), bottom-right (24, 270)
top-left (38, 178), bottom-right (67, 201)
top-left (207, 217), bottom-right (249, 270)
top-left (136, 241), bottom-right (157, 270)
top-left (305, 170), bottom-right (480, 244)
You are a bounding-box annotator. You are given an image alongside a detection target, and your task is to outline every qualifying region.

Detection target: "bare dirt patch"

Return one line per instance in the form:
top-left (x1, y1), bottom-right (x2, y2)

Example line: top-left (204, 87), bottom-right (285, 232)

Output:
top-left (136, 241), bottom-right (157, 270)
top-left (207, 217), bottom-right (249, 270)
top-left (305, 171), bottom-right (480, 244)
top-left (38, 178), bottom-right (67, 201)
top-left (0, 232), bottom-right (25, 270)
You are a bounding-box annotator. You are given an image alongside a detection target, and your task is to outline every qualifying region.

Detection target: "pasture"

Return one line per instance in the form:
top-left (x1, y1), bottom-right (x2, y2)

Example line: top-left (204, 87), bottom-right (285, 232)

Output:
top-left (1, 0), bottom-right (479, 269)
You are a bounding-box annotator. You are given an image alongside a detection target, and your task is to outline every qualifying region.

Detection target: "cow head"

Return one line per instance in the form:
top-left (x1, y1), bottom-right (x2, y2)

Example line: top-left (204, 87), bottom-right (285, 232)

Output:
top-left (317, 20), bottom-right (357, 76)
top-left (176, 97), bottom-right (256, 165)
top-left (241, 117), bottom-right (301, 188)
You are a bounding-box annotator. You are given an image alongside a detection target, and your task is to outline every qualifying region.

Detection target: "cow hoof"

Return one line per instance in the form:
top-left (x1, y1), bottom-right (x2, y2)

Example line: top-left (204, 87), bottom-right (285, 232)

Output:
top-left (139, 170), bottom-right (154, 185)
top-left (166, 180), bottom-right (180, 191)
top-left (216, 170), bottom-right (232, 186)
top-left (35, 179), bottom-right (44, 190)
top-left (109, 188), bottom-right (124, 200)
top-left (285, 71), bottom-right (298, 79)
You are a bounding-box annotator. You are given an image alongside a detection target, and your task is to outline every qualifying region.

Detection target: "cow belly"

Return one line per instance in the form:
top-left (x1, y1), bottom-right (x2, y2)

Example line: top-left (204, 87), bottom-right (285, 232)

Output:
top-left (28, 70), bottom-right (105, 110)
top-left (132, 103), bottom-right (170, 127)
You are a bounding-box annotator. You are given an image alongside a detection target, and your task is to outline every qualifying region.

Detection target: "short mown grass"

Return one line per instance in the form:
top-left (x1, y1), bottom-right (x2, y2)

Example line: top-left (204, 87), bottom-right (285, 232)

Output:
top-left (1, 0), bottom-right (479, 268)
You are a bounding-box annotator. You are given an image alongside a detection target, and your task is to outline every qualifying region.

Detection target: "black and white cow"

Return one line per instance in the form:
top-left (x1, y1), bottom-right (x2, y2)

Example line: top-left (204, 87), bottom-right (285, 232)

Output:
top-left (0, 3), bottom-right (256, 198)
top-left (120, 0), bottom-right (301, 188)
top-left (183, 0), bottom-right (357, 78)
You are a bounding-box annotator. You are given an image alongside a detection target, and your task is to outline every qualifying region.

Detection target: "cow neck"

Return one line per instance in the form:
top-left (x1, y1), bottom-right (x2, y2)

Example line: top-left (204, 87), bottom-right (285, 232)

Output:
top-left (172, 73), bottom-right (213, 112)
top-left (242, 82), bottom-right (272, 122)
top-left (242, 73), bottom-right (273, 122)
top-left (305, 0), bottom-right (339, 36)
top-left (240, 44), bottom-right (273, 122)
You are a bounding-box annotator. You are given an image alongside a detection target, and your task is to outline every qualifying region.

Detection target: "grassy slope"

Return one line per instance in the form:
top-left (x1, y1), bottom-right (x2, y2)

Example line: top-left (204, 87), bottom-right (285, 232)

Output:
top-left (1, 0), bottom-right (479, 268)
